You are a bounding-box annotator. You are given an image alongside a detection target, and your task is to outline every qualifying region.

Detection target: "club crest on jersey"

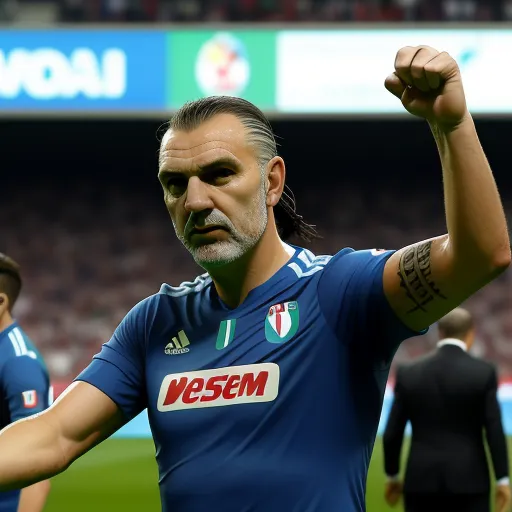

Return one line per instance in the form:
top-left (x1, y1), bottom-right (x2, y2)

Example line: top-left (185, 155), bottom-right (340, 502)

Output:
top-left (265, 301), bottom-right (299, 343)
top-left (22, 390), bottom-right (38, 409)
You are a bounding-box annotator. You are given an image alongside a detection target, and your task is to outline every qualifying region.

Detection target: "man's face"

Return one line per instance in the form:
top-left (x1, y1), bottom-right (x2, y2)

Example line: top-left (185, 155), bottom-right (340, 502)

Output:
top-left (158, 114), bottom-right (268, 269)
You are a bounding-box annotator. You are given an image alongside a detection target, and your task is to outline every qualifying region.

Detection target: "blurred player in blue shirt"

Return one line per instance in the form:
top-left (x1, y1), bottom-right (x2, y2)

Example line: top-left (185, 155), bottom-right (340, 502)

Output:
top-left (0, 254), bottom-right (51, 512)
top-left (0, 46), bottom-right (509, 512)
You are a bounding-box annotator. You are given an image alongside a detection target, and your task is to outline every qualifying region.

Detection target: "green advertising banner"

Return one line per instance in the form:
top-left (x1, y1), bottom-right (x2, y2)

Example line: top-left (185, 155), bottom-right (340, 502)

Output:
top-left (167, 30), bottom-right (276, 110)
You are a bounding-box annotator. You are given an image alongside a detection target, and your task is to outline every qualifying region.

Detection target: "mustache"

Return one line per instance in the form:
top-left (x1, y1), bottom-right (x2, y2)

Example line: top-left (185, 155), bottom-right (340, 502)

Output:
top-left (184, 210), bottom-right (234, 238)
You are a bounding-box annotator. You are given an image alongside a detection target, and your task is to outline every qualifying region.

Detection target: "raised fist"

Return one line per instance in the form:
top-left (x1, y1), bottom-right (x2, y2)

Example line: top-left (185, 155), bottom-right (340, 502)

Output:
top-left (385, 45), bottom-right (468, 129)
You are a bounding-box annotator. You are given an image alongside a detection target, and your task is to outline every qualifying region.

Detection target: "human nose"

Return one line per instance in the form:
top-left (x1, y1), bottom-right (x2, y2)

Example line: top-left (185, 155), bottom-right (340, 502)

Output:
top-left (184, 177), bottom-right (214, 214)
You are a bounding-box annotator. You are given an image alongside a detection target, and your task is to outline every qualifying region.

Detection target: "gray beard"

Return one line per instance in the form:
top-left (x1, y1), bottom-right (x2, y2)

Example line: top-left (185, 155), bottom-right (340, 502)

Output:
top-left (175, 187), bottom-right (268, 270)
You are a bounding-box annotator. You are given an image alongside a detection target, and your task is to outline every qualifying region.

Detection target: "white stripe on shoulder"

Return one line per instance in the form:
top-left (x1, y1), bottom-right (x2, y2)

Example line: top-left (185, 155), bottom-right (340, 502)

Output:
top-left (288, 250), bottom-right (333, 278)
top-left (298, 249), bottom-right (315, 265)
top-left (8, 332), bottom-right (21, 357)
top-left (13, 328), bottom-right (28, 355)
top-left (159, 273), bottom-right (212, 297)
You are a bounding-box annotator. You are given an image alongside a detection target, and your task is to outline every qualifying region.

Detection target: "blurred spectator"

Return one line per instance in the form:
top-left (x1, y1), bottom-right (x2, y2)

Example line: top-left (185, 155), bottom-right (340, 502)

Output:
top-left (1, 0), bottom-right (509, 23)
top-left (0, 0), bottom-right (18, 21)
top-left (59, 0), bottom-right (86, 21)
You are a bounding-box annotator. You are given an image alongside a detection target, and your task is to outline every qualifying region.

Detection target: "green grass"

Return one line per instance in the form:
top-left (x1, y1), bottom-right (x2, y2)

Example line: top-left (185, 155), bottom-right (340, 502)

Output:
top-left (45, 439), bottom-right (160, 512)
top-left (45, 437), bottom-right (508, 511)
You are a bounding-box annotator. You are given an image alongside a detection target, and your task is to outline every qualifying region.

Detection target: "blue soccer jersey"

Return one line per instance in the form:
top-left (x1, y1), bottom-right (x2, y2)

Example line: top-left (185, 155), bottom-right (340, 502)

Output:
top-left (77, 246), bottom-right (423, 512)
top-left (0, 322), bottom-right (51, 512)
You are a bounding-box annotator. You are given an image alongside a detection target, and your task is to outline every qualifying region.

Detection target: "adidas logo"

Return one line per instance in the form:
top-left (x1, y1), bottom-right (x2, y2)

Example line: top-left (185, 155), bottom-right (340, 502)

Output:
top-left (165, 330), bottom-right (190, 355)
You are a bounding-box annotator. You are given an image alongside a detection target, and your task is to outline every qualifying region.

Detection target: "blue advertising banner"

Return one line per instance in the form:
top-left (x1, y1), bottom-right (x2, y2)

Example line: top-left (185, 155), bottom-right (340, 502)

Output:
top-left (1, 27), bottom-right (512, 116)
top-left (0, 30), bottom-right (166, 110)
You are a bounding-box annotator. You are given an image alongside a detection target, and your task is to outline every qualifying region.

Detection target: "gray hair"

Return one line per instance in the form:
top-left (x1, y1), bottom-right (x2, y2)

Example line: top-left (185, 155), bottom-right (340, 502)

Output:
top-left (166, 96), bottom-right (276, 166)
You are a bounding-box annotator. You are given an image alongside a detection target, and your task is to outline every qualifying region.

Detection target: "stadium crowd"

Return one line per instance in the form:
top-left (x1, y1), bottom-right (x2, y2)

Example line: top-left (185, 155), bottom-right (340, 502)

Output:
top-left (1, 180), bottom-right (511, 382)
top-left (0, 0), bottom-right (509, 23)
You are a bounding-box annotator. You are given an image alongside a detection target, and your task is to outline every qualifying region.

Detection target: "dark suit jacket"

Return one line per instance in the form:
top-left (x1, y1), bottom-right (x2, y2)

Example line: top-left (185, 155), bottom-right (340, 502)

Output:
top-left (383, 342), bottom-right (509, 494)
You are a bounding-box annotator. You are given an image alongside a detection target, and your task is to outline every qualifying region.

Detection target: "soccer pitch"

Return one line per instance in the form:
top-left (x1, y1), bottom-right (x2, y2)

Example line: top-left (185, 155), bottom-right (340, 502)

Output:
top-left (45, 437), bottom-right (508, 511)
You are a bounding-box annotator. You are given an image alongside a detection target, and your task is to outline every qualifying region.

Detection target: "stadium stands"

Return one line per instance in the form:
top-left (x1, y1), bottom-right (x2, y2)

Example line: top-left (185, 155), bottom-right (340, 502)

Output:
top-left (1, 179), bottom-right (510, 381)
top-left (0, 0), bottom-right (509, 23)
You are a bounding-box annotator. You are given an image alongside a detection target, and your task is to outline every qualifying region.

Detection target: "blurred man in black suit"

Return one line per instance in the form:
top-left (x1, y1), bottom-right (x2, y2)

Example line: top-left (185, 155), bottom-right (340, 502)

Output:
top-left (383, 307), bottom-right (511, 512)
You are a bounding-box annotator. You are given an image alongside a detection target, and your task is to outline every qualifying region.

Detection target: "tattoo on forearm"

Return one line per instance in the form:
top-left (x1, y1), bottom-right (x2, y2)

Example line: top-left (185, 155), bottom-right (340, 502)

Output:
top-left (397, 241), bottom-right (447, 314)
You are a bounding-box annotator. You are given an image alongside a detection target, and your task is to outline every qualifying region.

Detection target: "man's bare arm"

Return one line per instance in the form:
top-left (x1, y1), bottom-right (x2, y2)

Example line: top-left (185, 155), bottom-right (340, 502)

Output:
top-left (382, 46), bottom-right (510, 332)
top-left (0, 381), bottom-right (125, 491)
top-left (17, 480), bottom-right (51, 512)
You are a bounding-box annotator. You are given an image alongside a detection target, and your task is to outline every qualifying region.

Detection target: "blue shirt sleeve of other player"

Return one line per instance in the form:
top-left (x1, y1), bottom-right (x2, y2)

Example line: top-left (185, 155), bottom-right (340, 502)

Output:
top-left (317, 248), bottom-right (427, 366)
top-left (4, 356), bottom-right (49, 422)
top-left (75, 298), bottom-right (150, 422)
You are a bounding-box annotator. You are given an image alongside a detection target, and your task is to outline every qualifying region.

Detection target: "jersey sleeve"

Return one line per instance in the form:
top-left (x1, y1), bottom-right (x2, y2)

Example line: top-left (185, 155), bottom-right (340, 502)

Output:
top-left (3, 356), bottom-right (50, 422)
top-left (318, 248), bottom-right (426, 365)
top-left (75, 298), bottom-right (152, 421)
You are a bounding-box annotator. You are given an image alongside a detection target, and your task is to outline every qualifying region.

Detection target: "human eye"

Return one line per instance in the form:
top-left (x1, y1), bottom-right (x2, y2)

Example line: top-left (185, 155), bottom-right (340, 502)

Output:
top-left (165, 175), bottom-right (188, 197)
top-left (206, 168), bottom-right (235, 185)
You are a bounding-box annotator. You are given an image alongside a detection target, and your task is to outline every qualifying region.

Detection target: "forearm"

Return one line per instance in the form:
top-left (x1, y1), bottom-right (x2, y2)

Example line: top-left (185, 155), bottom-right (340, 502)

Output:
top-left (17, 480), bottom-right (51, 512)
top-left (0, 414), bottom-right (66, 491)
top-left (430, 114), bottom-right (510, 275)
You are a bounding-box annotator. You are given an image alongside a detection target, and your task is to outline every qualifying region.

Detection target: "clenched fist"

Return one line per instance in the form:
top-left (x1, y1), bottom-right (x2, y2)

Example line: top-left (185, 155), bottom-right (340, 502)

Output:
top-left (385, 46), bottom-right (468, 129)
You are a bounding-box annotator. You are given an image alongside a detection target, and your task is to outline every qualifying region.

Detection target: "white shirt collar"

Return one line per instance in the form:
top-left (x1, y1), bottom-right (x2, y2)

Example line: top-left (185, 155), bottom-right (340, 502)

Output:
top-left (437, 338), bottom-right (467, 351)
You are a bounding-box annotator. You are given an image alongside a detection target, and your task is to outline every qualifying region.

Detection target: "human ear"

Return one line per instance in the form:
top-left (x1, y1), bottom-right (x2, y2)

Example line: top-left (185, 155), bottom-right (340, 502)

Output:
top-left (265, 157), bottom-right (285, 207)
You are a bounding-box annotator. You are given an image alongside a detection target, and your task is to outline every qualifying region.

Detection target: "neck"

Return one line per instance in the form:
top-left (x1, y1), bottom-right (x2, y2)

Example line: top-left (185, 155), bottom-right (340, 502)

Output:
top-left (0, 312), bottom-right (14, 334)
top-left (208, 220), bottom-right (293, 308)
